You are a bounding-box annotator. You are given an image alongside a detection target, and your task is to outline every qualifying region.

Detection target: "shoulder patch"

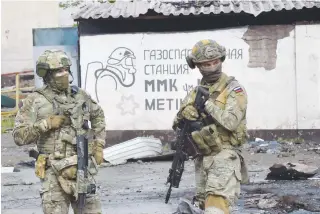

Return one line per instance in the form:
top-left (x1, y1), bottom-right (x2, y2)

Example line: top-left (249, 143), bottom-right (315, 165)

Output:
top-left (71, 85), bottom-right (79, 96)
top-left (233, 86), bottom-right (243, 93)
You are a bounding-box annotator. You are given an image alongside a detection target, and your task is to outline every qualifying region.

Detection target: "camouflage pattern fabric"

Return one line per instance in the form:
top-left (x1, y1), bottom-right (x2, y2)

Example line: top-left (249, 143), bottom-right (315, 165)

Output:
top-left (37, 50), bottom-right (71, 70)
top-left (189, 39), bottom-right (226, 64)
top-left (13, 82), bottom-right (106, 213)
top-left (172, 72), bottom-right (249, 213)
top-left (40, 168), bottom-right (102, 214)
top-left (203, 150), bottom-right (242, 211)
top-left (37, 49), bottom-right (71, 68)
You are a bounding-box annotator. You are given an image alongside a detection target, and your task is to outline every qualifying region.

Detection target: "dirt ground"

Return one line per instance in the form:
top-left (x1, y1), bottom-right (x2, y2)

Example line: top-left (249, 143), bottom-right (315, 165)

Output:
top-left (1, 133), bottom-right (320, 214)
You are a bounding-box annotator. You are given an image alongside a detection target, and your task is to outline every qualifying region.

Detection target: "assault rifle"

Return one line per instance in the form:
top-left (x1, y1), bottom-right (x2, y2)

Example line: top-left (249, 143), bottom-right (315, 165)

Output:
top-left (165, 120), bottom-right (201, 204)
top-left (76, 104), bottom-right (96, 214)
top-left (52, 92), bottom-right (95, 214)
top-left (165, 86), bottom-right (211, 204)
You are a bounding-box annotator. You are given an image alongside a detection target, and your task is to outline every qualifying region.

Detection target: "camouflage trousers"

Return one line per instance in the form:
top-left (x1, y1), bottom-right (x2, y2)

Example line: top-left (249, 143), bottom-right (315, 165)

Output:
top-left (194, 149), bottom-right (244, 213)
top-left (39, 168), bottom-right (102, 214)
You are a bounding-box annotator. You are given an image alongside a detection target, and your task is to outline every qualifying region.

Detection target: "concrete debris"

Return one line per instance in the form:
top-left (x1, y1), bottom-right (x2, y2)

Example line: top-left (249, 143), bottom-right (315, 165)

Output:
top-left (244, 193), bottom-right (276, 209)
top-left (289, 209), bottom-right (318, 214)
top-left (249, 141), bottom-right (281, 154)
top-left (2, 132), bottom-right (320, 214)
top-left (257, 198), bottom-right (278, 209)
top-left (277, 195), bottom-right (308, 212)
top-left (306, 147), bottom-right (320, 154)
top-left (17, 160), bottom-right (35, 168)
top-left (266, 162), bottom-right (319, 180)
top-left (277, 152), bottom-right (295, 158)
top-left (246, 140), bottom-right (298, 156)
top-left (172, 198), bottom-right (204, 214)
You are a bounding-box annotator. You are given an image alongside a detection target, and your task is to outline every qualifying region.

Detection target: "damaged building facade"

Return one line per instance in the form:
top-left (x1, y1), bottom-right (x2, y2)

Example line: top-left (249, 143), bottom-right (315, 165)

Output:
top-left (72, 0), bottom-right (320, 145)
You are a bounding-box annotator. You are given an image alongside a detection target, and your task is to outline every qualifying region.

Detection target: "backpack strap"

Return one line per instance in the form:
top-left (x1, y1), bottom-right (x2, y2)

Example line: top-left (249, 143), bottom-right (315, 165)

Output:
top-left (35, 88), bottom-right (53, 104)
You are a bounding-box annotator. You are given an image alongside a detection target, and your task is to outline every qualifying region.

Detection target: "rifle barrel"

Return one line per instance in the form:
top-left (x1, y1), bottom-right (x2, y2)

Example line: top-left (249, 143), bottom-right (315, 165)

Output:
top-left (165, 183), bottom-right (172, 204)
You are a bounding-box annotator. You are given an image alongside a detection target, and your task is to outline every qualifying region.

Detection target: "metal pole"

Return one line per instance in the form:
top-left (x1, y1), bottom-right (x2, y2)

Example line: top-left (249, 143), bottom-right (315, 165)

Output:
top-left (15, 74), bottom-right (20, 111)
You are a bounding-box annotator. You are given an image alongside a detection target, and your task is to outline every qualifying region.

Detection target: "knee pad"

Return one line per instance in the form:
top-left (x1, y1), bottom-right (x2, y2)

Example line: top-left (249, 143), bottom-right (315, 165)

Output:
top-left (205, 195), bottom-right (229, 214)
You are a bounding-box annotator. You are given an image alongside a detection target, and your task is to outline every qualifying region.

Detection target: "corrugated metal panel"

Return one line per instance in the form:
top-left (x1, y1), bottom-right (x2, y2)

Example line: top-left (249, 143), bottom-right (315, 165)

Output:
top-left (72, 0), bottom-right (320, 19)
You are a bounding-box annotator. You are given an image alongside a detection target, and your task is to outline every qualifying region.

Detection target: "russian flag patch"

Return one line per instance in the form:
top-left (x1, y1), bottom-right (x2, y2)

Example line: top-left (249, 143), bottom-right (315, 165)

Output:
top-left (233, 86), bottom-right (243, 93)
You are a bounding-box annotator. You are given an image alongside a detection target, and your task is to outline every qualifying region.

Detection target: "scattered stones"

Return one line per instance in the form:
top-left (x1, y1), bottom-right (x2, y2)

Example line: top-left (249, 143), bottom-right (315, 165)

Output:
top-left (247, 140), bottom-right (285, 155)
top-left (17, 160), bottom-right (35, 168)
top-left (173, 198), bottom-right (204, 214)
top-left (244, 193), bottom-right (276, 209)
top-left (257, 198), bottom-right (278, 209)
top-left (278, 152), bottom-right (295, 158)
top-left (289, 209), bottom-right (316, 214)
top-left (276, 195), bottom-right (306, 213)
top-left (306, 147), bottom-right (320, 154)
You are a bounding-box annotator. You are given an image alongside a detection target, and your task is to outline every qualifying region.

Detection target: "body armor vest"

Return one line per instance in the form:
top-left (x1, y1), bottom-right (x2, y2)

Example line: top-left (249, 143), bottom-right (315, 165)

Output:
top-left (204, 75), bottom-right (248, 147)
top-left (35, 86), bottom-right (91, 159)
top-left (186, 73), bottom-right (248, 155)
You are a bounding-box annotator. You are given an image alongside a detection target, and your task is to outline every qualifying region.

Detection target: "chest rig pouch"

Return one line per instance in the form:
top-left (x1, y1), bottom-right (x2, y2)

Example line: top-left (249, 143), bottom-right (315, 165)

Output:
top-left (191, 76), bottom-right (238, 155)
top-left (35, 87), bottom-right (99, 198)
top-left (36, 86), bottom-right (91, 160)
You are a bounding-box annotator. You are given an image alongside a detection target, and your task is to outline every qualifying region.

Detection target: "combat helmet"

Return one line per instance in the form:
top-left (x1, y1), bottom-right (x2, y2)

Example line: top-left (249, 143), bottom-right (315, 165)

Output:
top-left (36, 49), bottom-right (72, 77)
top-left (186, 39), bottom-right (226, 69)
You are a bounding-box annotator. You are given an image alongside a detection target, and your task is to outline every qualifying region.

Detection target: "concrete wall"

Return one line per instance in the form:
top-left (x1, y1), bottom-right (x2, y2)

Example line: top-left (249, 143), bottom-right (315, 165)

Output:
top-left (295, 24), bottom-right (320, 129)
top-left (1, 1), bottom-right (75, 74)
top-left (79, 24), bottom-right (320, 131)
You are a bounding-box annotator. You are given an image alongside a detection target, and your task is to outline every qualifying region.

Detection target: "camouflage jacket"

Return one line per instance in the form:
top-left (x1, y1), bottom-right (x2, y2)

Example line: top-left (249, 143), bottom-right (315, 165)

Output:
top-left (173, 72), bottom-right (248, 147)
top-left (13, 85), bottom-right (106, 158)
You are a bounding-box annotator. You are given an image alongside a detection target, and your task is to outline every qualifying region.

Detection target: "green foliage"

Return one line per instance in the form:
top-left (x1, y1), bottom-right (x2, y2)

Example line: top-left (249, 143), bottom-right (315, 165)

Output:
top-left (59, 0), bottom-right (116, 9)
top-left (1, 115), bottom-right (15, 133)
top-left (59, 1), bottom-right (83, 9)
top-left (277, 137), bottom-right (305, 144)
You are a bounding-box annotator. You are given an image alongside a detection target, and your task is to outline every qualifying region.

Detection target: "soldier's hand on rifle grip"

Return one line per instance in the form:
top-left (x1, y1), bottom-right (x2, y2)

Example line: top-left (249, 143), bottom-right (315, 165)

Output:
top-left (181, 105), bottom-right (199, 121)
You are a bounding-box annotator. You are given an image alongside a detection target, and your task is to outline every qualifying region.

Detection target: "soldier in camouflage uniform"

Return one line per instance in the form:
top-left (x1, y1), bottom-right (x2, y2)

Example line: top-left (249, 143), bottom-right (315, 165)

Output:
top-left (13, 49), bottom-right (106, 214)
top-left (173, 40), bottom-right (249, 214)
